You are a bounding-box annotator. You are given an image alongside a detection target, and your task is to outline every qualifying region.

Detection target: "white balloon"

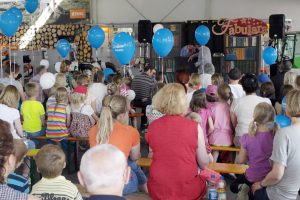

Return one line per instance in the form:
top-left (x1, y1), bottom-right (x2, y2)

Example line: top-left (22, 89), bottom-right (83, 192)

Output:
top-left (40, 72), bottom-right (56, 89)
top-left (153, 24), bottom-right (164, 33)
top-left (55, 62), bottom-right (61, 73)
top-left (126, 89), bottom-right (136, 101)
top-left (40, 59), bottom-right (50, 69)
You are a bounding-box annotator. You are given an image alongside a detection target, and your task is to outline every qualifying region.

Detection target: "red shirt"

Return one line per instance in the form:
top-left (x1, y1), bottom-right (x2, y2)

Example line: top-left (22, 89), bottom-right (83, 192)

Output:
top-left (146, 115), bottom-right (206, 200)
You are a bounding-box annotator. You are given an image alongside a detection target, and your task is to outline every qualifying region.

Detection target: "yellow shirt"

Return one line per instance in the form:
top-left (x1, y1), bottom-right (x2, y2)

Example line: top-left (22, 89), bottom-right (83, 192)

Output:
top-left (21, 100), bottom-right (45, 133)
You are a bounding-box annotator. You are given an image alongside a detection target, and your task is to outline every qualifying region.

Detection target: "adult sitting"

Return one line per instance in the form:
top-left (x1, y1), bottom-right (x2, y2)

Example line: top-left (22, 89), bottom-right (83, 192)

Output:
top-left (230, 74), bottom-right (271, 147)
top-left (89, 95), bottom-right (147, 195)
top-left (0, 63), bottom-right (25, 100)
top-left (131, 63), bottom-right (156, 128)
top-left (0, 119), bottom-right (39, 200)
top-left (78, 144), bottom-right (130, 200)
top-left (146, 83), bottom-right (209, 200)
top-left (252, 90), bottom-right (300, 200)
top-left (271, 60), bottom-right (292, 101)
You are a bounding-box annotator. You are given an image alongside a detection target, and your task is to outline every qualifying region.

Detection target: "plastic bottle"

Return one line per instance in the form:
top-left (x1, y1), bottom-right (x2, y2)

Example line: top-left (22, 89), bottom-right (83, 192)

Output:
top-left (217, 176), bottom-right (227, 200)
top-left (207, 174), bottom-right (218, 200)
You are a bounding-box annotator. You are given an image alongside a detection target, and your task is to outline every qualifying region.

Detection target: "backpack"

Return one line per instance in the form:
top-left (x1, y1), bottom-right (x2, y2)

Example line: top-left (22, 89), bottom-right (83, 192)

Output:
top-left (69, 105), bottom-right (93, 138)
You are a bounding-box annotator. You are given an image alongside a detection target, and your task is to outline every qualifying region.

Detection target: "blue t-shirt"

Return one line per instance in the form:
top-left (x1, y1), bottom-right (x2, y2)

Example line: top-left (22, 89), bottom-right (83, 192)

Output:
top-left (7, 173), bottom-right (29, 193)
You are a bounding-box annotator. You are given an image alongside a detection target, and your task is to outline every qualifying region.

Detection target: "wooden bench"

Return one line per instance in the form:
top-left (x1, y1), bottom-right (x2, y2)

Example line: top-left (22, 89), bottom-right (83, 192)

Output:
top-left (28, 136), bottom-right (88, 141)
top-left (211, 146), bottom-right (240, 152)
top-left (138, 158), bottom-right (248, 175)
top-left (129, 113), bottom-right (144, 118)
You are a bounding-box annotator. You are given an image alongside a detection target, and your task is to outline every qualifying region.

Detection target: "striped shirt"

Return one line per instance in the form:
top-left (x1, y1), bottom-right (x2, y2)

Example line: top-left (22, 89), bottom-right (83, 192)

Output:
top-left (7, 173), bottom-right (29, 193)
top-left (131, 73), bottom-right (155, 102)
top-left (31, 176), bottom-right (83, 200)
top-left (0, 184), bottom-right (27, 200)
top-left (46, 103), bottom-right (69, 141)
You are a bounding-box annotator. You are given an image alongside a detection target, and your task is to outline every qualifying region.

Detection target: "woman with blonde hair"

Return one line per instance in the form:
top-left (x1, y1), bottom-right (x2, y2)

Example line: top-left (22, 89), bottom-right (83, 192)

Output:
top-left (230, 102), bottom-right (277, 198)
top-left (252, 90), bottom-right (300, 200)
top-left (88, 95), bottom-right (147, 195)
top-left (283, 71), bottom-right (296, 88)
top-left (0, 85), bottom-right (23, 139)
top-left (146, 83), bottom-right (209, 200)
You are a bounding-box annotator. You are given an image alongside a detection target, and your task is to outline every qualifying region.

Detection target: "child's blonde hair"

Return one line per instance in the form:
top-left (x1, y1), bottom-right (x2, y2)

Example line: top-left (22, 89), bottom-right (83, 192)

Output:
top-left (249, 102), bottom-right (277, 137)
top-left (35, 144), bottom-right (66, 179)
top-left (190, 90), bottom-right (207, 112)
top-left (0, 85), bottom-right (20, 108)
top-left (49, 73), bottom-right (67, 96)
top-left (188, 73), bottom-right (201, 88)
top-left (211, 73), bottom-right (224, 86)
top-left (284, 71), bottom-right (296, 87)
top-left (13, 139), bottom-right (27, 165)
top-left (70, 92), bottom-right (85, 110)
top-left (25, 82), bottom-right (39, 98)
top-left (55, 87), bottom-right (68, 104)
top-left (77, 74), bottom-right (90, 86)
top-left (97, 95), bottom-right (127, 144)
top-left (295, 75), bottom-right (300, 90)
top-left (286, 89), bottom-right (300, 117)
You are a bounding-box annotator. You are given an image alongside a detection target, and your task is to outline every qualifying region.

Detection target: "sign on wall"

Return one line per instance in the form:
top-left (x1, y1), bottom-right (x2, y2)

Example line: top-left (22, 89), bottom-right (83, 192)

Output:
top-left (212, 18), bottom-right (268, 37)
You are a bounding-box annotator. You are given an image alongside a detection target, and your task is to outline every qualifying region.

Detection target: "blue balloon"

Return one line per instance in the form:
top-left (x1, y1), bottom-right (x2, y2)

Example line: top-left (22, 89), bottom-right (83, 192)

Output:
top-left (195, 25), bottom-right (210, 46)
top-left (152, 28), bottom-right (174, 57)
top-left (25, 0), bottom-right (38, 14)
top-left (56, 39), bottom-right (71, 58)
top-left (112, 32), bottom-right (135, 65)
top-left (275, 115), bottom-right (291, 128)
top-left (263, 47), bottom-right (277, 65)
top-left (0, 10), bottom-right (20, 37)
top-left (88, 26), bottom-right (105, 49)
top-left (9, 7), bottom-right (23, 25)
top-left (104, 68), bottom-right (115, 82)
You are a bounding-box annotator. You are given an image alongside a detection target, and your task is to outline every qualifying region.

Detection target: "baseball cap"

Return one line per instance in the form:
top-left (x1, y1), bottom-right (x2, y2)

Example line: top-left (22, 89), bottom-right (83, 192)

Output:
top-left (206, 85), bottom-right (218, 97)
top-left (73, 86), bottom-right (88, 94)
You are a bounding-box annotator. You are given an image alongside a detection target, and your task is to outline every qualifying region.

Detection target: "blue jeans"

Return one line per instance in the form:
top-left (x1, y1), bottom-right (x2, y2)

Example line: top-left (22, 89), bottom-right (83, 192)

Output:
top-left (25, 128), bottom-right (45, 146)
top-left (254, 188), bottom-right (270, 200)
top-left (123, 160), bottom-right (147, 195)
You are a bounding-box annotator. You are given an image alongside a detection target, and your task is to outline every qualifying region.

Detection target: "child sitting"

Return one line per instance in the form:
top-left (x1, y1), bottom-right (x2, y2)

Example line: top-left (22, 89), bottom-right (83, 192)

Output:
top-left (46, 73), bottom-right (69, 108)
top-left (230, 102), bottom-right (277, 198)
top-left (274, 84), bottom-right (294, 115)
top-left (260, 82), bottom-right (276, 106)
top-left (186, 73), bottom-right (201, 105)
top-left (21, 83), bottom-right (45, 137)
top-left (46, 87), bottom-right (70, 144)
top-left (7, 140), bottom-right (29, 193)
top-left (228, 68), bottom-right (245, 99)
top-left (190, 90), bottom-right (214, 144)
top-left (77, 74), bottom-right (97, 113)
top-left (211, 73), bottom-right (224, 86)
top-left (69, 86), bottom-right (98, 138)
top-left (31, 144), bottom-right (83, 199)
top-left (209, 84), bottom-right (234, 162)
top-left (205, 84), bottom-right (218, 109)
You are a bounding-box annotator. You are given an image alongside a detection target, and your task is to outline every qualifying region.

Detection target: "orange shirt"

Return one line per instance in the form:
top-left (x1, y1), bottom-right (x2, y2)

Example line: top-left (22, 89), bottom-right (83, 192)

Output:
top-left (89, 122), bottom-right (140, 158)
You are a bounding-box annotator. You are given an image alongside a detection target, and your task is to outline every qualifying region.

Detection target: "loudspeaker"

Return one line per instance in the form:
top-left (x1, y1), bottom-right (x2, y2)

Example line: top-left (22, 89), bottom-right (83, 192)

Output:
top-left (269, 14), bottom-right (285, 39)
top-left (138, 20), bottom-right (152, 43)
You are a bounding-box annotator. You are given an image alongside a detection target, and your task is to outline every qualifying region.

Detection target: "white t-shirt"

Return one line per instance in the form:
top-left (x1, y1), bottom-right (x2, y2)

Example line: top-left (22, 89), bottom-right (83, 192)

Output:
top-left (186, 90), bottom-right (195, 106)
top-left (231, 95), bottom-right (271, 137)
top-left (68, 104), bottom-right (94, 116)
top-left (229, 84), bottom-right (246, 99)
top-left (88, 83), bottom-right (107, 113)
top-left (199, 74), bottom-right (212, 89)
top-left (0, 104), bottom-right (21, 139)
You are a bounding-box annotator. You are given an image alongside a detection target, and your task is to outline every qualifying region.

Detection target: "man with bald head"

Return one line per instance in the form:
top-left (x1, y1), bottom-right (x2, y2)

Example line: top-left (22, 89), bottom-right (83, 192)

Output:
top-left (78, 144), bottom-right (131, 200)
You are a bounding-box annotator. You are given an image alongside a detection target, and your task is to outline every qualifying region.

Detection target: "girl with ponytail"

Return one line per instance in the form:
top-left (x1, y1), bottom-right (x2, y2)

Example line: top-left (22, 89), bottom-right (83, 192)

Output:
top-left (230, 102), bottom-right (277, 197)
top-left (209, 84), bottom-right (234, 162)
top-left (88, 95), bottom-right (148, 195)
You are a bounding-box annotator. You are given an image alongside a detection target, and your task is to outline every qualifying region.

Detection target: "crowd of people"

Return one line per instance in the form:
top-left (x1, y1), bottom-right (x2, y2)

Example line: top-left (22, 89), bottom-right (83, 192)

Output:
top-left (0, 58), bottom-right (300, 200)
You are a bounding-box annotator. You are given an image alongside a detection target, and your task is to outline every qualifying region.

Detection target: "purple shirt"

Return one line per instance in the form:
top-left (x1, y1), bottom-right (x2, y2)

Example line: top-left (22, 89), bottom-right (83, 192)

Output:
top-left (240, 132), bottom-right (274, 182)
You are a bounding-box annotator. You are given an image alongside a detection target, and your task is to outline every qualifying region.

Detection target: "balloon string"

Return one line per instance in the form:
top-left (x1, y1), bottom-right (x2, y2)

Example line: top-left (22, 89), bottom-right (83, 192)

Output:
top-left (31, 15), bottom-right (35, 77)
top-left (161, 57), bottom-right (164, 83)
top-left (0, 46), bottom-right (2, 78)
top-left (123, 65), bottom-right (126, 78)
top-left (201, 46), bottom-right (204, 88)
top-left (9, 37), bottom-right (12, 85)
top-left (95, 48), bottom-right (98, 61)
